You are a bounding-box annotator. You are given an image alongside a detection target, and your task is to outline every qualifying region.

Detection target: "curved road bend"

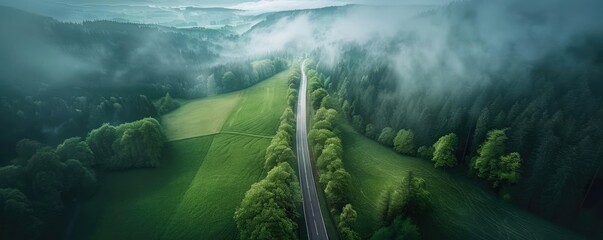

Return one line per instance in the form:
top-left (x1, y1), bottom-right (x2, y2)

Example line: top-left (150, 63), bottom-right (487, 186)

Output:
top-left (296, 60), bottom-right (329, 240)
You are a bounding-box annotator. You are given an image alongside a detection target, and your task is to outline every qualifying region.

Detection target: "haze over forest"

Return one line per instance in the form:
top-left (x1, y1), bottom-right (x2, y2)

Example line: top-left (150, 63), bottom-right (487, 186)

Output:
top-left (0, 0), bottom-right (602, 239)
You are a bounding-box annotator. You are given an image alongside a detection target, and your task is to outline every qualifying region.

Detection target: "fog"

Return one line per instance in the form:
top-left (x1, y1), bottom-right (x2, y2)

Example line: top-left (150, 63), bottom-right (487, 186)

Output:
top-left (1, 0), bottom-right (603, 97)
top-left (237, 0), bottom-right (603, 93)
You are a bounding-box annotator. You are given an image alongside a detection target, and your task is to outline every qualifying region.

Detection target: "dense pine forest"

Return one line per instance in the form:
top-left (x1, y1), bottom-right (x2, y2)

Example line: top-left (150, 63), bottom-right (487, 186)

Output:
top-left (313, 1), bottom-right (603, 236)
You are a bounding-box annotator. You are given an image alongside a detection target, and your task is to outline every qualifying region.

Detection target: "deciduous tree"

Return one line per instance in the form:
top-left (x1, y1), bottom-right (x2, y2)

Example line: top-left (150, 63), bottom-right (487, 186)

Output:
top-left (431, 133), bottom-right (458, 168)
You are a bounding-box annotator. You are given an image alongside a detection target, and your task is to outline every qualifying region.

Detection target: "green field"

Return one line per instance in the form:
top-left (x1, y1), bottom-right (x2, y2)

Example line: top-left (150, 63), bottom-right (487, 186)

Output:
top-left (340, 122), bottom-right (585, 240)
top-left (222, 74), bottom-right (289, 136)
top-left (73, 136), bottom-right (215, 239)
top-left (162, 134), bottom-right (269, 239)
top-left (73, 68), bottom-right (291, 239)
top-left (162, 92), bottom-right (241, 141)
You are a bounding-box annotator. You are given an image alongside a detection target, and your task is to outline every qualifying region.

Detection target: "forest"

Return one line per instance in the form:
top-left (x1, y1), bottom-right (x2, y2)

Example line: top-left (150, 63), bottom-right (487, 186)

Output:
top-left (0, 6), bottom-right (290, 239)
top-left (0, 6), bottom-right (287, 161)
top-left (1, 0), bottom-right (602, 239)
top-left (312, 1), bottom-right (603, 236)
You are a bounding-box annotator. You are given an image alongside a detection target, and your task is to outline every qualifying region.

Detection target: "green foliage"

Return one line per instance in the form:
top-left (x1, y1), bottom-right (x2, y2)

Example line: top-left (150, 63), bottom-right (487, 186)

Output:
top-left (235, 75), bottom-right (301, 239)
top-left (339, 204), bottom-right (358, 229)
top-left (473, 129), bottom-right (507, 178)
top-left (472, 129), bottom-right (522, 188)
top-left (431, 133), bottom-right (458, 168)
top-left (338, 204), bottom-right (361, 240)
top-left (87, 118), bottom-right (166, 170)
top-left (321, 95), bottom-right (337, 109)
top-left (287, 89), bottom-right (298, 108)
top-left (324, 168), bottom-right (351, 210)
top-left (253, 58), bottom-right (288, 81)
top-left (311, 88), bottom-right (329, 110)
top-left (321, 29), bottom-right (603, 224)
top-left (287, 67), bottom-right (301, 109)
top-left (63, 159), bottom-right (97, 198)
top-left (313, 120), bottom-right (333, 131)
top-left (287, 69), bottom-right (300, 88)
top-left (341, 124), bottom-right (584, 239)
top-left (378, 171), bottom-right (430, 224)
top-left (378, 127), bottom-right (395, 147)
top-left (309, 77), bottom-right (322, 92)
top-left (371, 217), bottom-right (420, 240)
top-left (393, 129), bottom-right (415, 155)
top-left (158, 72), bottom-right (293, 239)
top-left (109, 118), bottom-right (165, 169)
top-left (86, 123), bottom-right (118, 163)
top-left (0, 137), bottom-right (98, 238)
top-left (309, 128), bottom-right (337, 156)
top-left (264, 143), bottom-right (296, 171)
top-left (306, 64), bottom-right (356, 235)
top-left (26, 149), bottom-right (64, 180)
top-left (314, 108), bottom-right (338, 123)
top-left (264, 105), bottom-right (297, 171)
top-left (234, 163), bottom-right (300, 240)
top-left (309, 116), bottom-right (351, 210)
top-left (497, 152), bottom-right (521, 186)
top-left (280, 107), bottom-right (296, 125)
top-left (317, 139), bottom-right (342, 169)
top-left (56, 137), bottom-right (95, 166)
top-left (209, 58), bottom-right (288, 94)
top-left (0, 188), bottom-right (41, 240)
top-left (157, 92), bottom-right (180, 115)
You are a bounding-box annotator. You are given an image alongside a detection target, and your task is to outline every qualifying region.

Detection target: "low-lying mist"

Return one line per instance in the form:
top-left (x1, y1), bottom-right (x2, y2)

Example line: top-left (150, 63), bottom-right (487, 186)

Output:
top-left (239, 0), bottom-right (603, 93)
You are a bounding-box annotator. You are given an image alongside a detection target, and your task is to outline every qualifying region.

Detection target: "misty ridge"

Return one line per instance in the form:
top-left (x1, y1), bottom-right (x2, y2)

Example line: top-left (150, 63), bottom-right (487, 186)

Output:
top-left (3, 0), bottom-right (602, 98)
top-left (243, 0), bottom-right (603, 91)
top-left (1, 0), bottom-right (603, 239)
top-left (243, 0), bottom-right (603, 234)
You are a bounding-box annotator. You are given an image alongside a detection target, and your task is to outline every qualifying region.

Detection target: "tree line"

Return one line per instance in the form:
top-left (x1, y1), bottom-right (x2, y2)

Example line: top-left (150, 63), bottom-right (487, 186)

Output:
top-left (195, 58), bottom-right (288, 97)
top-left (0, 7), bottom-right (287, 163)
top-left (309, 60), bottom-right (436, 239)
top-left (306, 62), bottom-right (360, 240)
top-left (0, 95), bottom-right (158, 163)
top-left (314, 21), bottom-right (603, 235)
top-left (234, 64), bottom-right (302, 239)
top-left (0, 117), bottom-right (166, 239)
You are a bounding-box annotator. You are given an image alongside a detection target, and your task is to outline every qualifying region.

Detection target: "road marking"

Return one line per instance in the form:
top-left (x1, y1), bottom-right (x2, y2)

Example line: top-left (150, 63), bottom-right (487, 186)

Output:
top-left (297, 60), bottom-right (329, 240)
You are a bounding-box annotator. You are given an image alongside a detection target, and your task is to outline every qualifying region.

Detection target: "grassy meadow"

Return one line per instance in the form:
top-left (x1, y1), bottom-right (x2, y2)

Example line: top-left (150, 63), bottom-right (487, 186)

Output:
top-left (73, 68), bottom-right (291, 239)
top-left (161, 92), bottom-right (241, 141)
top-left (339, 122), bottom-right (585, 240)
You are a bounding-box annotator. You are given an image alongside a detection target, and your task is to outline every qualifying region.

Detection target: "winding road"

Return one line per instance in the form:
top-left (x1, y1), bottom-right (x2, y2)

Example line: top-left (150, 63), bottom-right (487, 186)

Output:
top-left (296, 60), bottom-right (329, 240)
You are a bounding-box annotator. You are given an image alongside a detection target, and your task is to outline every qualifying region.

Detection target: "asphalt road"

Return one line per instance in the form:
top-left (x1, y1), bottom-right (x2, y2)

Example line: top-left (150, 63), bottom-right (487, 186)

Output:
top-left (296, 60), bottom-right (329, 240)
